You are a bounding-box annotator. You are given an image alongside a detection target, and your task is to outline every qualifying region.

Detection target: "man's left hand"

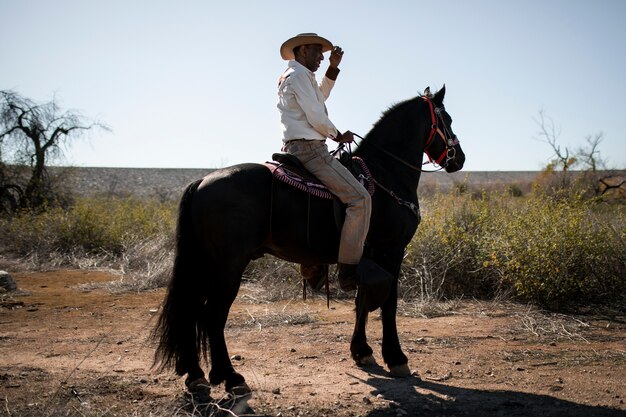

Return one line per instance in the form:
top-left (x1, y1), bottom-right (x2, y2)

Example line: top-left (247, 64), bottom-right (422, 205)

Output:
top-left (336, 130), bottom-right (354, 143)
top-left (329, 46), bottom-right (344, 68)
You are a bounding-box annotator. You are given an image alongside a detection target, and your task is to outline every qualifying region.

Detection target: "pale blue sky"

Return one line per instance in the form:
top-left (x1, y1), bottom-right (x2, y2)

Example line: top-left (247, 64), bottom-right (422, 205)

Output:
top-left (2, 0), bottom-right (625, 171)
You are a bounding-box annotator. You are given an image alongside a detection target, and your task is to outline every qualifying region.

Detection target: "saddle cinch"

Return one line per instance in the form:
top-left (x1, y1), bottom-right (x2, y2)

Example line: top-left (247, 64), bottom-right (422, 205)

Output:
top-left (266, 151), bottom-right (390, 309)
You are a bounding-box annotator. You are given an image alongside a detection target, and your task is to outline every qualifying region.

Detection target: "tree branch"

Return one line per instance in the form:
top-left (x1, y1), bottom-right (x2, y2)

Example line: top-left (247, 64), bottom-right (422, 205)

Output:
top-left (599, 177), bottom-right (626, 195)
top-left (1, 89), bottom-right (108, 210)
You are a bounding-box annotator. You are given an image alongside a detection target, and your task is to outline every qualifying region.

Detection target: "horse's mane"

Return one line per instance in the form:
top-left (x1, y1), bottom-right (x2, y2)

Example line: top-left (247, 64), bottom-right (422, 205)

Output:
top-left (366, 95), bottom-right (424, 139)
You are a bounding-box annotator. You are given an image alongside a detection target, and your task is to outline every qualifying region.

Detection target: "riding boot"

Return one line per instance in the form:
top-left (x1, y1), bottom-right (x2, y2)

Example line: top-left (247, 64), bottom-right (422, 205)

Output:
top-left (337, 263), bottom-right (358, 292)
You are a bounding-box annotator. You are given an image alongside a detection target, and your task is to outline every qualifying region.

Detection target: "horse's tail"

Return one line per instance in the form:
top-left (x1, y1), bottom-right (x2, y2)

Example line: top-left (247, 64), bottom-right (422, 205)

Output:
top-left (153, 179), bottom-right (207, 375)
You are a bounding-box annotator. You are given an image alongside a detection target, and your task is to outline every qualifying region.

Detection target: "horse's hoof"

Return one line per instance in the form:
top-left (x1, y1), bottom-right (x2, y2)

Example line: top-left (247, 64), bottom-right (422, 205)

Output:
top-left (355, 355), bottom-right (378, 367)
top-left (388, 363), bottom-right (411, 377)
top-left (228, 382), bottom-right (253, 400)
top-left (186, 377), bottom-right (212, 404)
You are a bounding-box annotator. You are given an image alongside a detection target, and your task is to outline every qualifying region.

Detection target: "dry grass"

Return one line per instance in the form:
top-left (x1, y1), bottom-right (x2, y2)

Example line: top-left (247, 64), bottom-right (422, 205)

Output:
top-left (511, 306), bottom-right (593, 342)
top-left (397, 298), bottom-right (465, 318)
top-left (233, 308), bottom-right (318, 330)
top-left (172, 392), bottom-right (258, 417)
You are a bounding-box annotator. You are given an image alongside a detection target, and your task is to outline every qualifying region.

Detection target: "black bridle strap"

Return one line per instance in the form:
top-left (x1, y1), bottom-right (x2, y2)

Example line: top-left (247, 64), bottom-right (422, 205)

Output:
top-left (360, 174), bottom-right (421, 220)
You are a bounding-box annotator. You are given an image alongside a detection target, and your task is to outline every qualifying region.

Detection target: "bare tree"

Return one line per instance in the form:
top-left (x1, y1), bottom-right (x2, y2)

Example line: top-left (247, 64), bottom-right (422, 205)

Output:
top-left (534, 110), bottom-right (577, 190)
top-left (535, 110), bottom-right (624, 198)
top-left (577, 133), bottom-right (605, 172)
top-left (0, 90), bottom-right (108, 210)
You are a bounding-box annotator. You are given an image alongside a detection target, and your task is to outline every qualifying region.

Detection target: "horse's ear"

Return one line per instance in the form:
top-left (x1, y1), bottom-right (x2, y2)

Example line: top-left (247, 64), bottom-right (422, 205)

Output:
top-left (433, 84), bottom-right (446, 106)
top-left (423, 86), bottom-right (431, 98)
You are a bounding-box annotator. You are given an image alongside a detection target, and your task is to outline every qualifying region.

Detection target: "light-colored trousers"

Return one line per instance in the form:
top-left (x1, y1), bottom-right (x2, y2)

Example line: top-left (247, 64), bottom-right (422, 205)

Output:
top-left (283, 139), bottom-right (371, 265)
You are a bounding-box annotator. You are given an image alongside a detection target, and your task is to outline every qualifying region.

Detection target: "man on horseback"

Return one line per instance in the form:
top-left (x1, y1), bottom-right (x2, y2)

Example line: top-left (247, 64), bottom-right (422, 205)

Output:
top-left (277, 33), bottom-right (371, 291)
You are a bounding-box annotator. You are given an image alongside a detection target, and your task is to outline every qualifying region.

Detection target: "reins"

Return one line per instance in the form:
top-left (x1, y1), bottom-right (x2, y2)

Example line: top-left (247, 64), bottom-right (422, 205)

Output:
top-left (351, 130), bottom-right (448, 175)
top-left (352, 132), bottom-right (431, 172)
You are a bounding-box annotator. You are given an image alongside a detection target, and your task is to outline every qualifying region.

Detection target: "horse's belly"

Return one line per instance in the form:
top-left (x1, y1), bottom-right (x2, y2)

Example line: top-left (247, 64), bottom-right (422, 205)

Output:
top-left (266, 190), bottom-right (340, 264)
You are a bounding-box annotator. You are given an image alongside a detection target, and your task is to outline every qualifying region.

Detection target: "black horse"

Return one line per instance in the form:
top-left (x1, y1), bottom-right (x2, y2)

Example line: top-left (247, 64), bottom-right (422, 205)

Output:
top-left (154, 85), bottom-right (465, 398)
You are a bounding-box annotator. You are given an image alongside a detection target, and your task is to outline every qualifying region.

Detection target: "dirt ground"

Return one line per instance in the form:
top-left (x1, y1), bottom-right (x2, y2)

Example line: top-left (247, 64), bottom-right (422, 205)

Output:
top-left (1, 270), bottom-right (624, 417)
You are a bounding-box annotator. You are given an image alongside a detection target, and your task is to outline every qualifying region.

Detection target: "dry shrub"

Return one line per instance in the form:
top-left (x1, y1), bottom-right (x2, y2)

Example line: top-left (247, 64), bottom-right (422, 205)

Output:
top-left (242, 258), bottom-right (351, 303)
top-left (403, 191), bottom-right (626, 310)
top-left (1, 196), bottom-right (175, 257)
top-left (0, 196), bottom-right (176, 290)
top-left (242, 257), bottom-right (303, 302)
top-left (402, 193), bottom-right (503, 301)
top-left (511, 305), bottom-right (593, 343)
top-left (95, 234), bottom-right (175, 292)
top-left (533, 169), bottom-right (626, 201)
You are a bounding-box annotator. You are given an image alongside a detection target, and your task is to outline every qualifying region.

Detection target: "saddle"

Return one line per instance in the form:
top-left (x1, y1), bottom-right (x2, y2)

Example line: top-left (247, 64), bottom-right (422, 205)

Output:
top-left (265, 152), bottom-right (375, 200)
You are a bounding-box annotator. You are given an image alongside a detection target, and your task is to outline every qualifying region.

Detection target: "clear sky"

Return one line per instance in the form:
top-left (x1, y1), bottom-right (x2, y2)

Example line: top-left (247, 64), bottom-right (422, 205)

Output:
top-left (1, 0), bottom-right (625, 171)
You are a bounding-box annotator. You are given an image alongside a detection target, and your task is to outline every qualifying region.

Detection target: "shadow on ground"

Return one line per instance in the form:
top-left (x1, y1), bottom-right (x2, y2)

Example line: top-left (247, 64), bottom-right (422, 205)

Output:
top-left (354, 365), bottom-right (623, 417)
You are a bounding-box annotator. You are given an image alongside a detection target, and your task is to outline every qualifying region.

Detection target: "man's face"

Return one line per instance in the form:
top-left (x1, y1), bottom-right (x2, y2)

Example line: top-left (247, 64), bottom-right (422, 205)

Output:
top-left (301, 44), bottom-right (324, 72)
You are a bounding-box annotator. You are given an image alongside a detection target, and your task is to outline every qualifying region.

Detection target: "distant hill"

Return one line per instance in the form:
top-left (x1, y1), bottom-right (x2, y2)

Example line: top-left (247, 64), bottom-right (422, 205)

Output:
top-left (52, 167), bottom-right (213, 199)
top-left (50, 166), bottom-right (540, 199)
top-left (418, 170), bottom-right (538, 194)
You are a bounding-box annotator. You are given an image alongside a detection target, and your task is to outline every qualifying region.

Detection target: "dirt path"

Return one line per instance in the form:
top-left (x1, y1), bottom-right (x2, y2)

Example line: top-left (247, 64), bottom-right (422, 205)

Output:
top-left (1, 270), bottom-right (624, 416)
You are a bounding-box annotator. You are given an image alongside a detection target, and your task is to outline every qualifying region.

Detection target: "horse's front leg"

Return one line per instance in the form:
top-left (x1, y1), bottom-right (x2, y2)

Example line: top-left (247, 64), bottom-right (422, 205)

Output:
top-left (378, 251), bottom-right (410, 376)
top-left (381, 278), bottom-right (410, 376)
top-left (350, 289), bottom-right (375, 365)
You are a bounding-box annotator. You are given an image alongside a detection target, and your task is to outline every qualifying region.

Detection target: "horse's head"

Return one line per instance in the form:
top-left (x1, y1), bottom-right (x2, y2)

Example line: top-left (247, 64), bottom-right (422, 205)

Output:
top-left (356, 85), bottom-right (465, 175)
top-left (422, 85), bottom-right (465, 173)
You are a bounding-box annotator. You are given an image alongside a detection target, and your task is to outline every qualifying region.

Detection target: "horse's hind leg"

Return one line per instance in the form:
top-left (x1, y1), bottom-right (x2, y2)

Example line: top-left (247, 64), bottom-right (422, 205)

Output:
top-left (207, 304), bottom-right (247, 393)
top-left (205, 263), bottom-right (250, 394)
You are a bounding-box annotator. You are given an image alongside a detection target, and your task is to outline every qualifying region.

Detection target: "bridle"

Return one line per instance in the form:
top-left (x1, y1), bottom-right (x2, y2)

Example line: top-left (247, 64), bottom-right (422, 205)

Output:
top-left (352, 96), bottom-right (460, 173)
top-left (422, 97), bottom-right (460, 171)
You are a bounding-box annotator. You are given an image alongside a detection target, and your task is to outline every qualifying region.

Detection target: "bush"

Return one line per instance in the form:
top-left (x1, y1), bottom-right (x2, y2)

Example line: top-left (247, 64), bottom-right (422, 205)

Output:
top-left (0, 196), bottom-right (176, 259)
top-left (402, 193), bottom-right (502, 300)
top-left (403, 192), bottom-right (626, 309)
top-left (486, 194), bottom-right (625, 309)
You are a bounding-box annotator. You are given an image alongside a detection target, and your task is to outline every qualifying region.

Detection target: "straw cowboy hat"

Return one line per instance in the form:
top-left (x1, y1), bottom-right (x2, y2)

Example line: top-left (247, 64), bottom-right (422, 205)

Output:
top-left (280, 33), bottom-right (333, 60)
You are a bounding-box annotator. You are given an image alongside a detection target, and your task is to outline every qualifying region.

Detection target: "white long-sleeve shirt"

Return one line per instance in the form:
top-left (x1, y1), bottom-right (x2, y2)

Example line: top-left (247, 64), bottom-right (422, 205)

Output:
top-left (277, 60), bottom-right (339, 142)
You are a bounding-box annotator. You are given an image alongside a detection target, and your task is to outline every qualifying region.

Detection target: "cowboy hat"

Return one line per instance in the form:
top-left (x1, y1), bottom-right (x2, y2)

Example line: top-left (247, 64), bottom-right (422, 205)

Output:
top-left (280, 33), bottom-right (333, 60)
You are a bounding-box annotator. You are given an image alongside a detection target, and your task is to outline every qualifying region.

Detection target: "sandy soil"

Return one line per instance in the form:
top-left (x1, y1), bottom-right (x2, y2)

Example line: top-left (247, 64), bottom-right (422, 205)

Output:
top-left (1, 270), bottom-right (624, 417)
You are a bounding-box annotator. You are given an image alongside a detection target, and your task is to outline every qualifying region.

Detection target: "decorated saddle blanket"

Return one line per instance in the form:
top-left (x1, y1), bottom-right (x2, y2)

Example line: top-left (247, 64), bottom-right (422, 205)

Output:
top-left (264, 155), bottom-right (375, 199)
